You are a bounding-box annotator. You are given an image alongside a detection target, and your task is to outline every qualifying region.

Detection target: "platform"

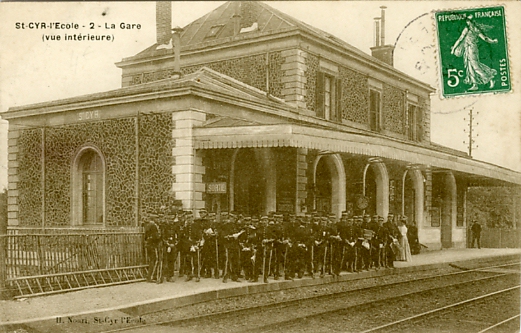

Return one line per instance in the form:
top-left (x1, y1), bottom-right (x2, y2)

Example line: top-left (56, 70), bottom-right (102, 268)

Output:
top-left (1, 248), bottom-right (520, 326)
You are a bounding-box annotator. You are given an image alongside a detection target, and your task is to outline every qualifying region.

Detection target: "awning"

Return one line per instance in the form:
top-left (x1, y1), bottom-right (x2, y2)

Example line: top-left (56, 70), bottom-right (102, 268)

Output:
top-left (193, 124), bottom-right (521, 186)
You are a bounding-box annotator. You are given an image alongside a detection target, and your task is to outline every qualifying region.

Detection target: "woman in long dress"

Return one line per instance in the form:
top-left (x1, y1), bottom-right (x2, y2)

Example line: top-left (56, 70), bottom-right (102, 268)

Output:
top-left (450, 15), bottom-right (498, 91)
top-left (397, 217), bottom-right (412, 262)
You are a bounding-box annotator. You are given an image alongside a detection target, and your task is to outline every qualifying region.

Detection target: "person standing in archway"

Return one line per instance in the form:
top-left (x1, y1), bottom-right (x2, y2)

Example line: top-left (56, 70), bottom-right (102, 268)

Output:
top-left (470, 220), bottom-right (482, 249)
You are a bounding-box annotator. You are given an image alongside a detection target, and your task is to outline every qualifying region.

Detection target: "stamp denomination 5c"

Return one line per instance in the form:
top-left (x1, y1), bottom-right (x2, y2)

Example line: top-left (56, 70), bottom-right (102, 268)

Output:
top-left (435, 6), bottom-right (511, 98)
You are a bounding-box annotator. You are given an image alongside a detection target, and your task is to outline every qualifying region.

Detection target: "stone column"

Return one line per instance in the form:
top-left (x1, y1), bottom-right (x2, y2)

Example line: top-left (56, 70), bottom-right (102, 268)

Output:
top-left (281, 49), bottom-right (307, 109)
top-left (7, 129), bottom-right (20, 226)
top-left (171, 111), bottom-right (206, 211)
top-left (440, 171), bottom-right (457, 248)
top-left (424, 167), bottom-right (432, 226)
top-left (296, 148), bottom-right (308, 215)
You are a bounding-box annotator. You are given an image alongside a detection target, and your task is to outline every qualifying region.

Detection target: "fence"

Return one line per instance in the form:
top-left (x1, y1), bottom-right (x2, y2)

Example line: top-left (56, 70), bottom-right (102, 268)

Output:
top-left (3, 228), bottom-right (146, 298)
top-left (7, 226), bottom-right (142, 235)
top-left (474, 228), bottom-right (521, 248)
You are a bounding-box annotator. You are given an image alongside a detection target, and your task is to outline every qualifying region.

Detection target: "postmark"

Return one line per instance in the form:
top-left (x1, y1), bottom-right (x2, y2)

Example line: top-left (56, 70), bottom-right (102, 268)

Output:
top-left (435, 6), bottom-right (511, 98)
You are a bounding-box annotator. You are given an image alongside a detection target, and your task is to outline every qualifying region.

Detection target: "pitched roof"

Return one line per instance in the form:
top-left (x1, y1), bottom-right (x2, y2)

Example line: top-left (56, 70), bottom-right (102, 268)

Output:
top-left (130, 1), bottom-right (373, 63)
top-left (2, 67), bottom-right (292, 118)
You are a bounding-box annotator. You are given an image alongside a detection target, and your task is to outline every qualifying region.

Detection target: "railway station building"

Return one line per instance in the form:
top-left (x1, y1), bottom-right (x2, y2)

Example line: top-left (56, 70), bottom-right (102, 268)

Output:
top-left (3, 2), bottom-right (520, 250)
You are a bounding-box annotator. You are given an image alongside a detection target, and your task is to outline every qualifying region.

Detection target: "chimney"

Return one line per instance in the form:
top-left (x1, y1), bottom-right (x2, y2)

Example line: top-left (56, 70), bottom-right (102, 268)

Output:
top-left (156, 2), bottom-right (172, 45)
top-left (374, 18), bottom-right (380, 47)
top-left (370, 6), bottom-right (395, 66)
top-left (233, 13), bottom-right (242, 35)
top-left (380, 6), bottom-right (386, 46)
top-left (172, 26), bottom-right (183, 78)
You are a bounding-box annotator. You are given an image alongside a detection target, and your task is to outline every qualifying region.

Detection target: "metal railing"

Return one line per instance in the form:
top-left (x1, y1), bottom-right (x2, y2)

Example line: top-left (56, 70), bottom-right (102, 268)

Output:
top-left (2, 228), bottom-right (146, 298)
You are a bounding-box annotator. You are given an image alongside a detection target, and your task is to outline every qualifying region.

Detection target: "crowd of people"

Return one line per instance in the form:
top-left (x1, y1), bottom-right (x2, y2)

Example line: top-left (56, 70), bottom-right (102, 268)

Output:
top-left (143, 209), bottom-right (421, 284)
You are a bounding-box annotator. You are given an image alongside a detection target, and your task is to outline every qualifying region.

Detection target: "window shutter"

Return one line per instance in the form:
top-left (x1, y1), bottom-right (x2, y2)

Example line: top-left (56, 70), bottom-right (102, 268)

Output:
top-left (335, 78), bottom-right (342, 122)
top-left (416, 107), bottom-right (423, 141)
top-left (316, 72), bottom-right (325, 118)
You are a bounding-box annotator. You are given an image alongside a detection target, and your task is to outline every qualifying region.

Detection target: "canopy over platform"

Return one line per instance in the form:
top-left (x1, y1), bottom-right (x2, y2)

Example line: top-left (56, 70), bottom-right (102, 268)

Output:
top-left (194, 123), bottom-right (521, 187)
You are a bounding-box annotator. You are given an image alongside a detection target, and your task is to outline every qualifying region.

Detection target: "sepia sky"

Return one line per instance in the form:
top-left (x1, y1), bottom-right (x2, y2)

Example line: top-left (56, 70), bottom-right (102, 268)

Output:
top-left (0, 1), bottom-right (520, 190)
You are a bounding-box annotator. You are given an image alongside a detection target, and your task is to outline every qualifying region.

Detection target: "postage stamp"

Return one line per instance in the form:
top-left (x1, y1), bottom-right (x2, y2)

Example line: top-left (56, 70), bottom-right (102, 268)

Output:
top-left (435, 6), bottom-right (511, 98)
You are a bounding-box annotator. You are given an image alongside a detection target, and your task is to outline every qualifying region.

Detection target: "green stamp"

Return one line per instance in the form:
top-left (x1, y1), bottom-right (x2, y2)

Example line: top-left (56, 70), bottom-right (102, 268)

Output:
top-left (435, 6), bottom-right (511, 97)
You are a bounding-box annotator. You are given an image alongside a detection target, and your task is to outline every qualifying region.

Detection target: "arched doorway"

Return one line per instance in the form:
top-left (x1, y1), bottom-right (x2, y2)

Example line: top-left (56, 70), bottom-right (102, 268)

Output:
top-left (365, 166), bottom-right (378, 216)
top-left (71, 146), bottom-right (106, 226)
top-left (230, 148), bottom-right (276, 216)
top-left (315, 158), bottom-right (332, 214)
top-left (312, 154), bottom-right (346, 217)
top-left (362, 161), bottom-right (389, 218)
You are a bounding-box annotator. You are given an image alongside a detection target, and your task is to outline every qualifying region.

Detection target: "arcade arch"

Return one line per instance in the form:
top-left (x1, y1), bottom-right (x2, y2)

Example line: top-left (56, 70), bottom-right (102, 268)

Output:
top-left (312, 153), bottom-right (346, 217)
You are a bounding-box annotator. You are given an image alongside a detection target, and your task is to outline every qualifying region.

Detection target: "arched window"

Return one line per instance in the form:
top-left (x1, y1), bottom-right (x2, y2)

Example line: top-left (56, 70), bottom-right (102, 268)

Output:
top-left (72, 147), bottom-right (105, 226)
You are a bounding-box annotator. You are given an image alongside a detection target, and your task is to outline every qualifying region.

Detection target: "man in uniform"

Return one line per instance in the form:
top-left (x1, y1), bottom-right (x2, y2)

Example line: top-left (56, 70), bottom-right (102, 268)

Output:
top-left (256, 216), bottom-right (272, 283)
top-left (201, 213), bottom-right (219, 278)
top-left (329, 214), bottom-right (343, 276)
top-left (266, 216), bottom-right (282, 280)
top-left (185, 213), bottom-right (204, 282)
top-left (221, 216), bottom-right (243, 282)
top-left (368, 215), bottom-right (381, 269)
top-left (342, 217), bottom-right (358, 272)
top-left (317, 217), bottom-right (329, 277)
top-left (240, 217), bottom-right (255, 281)
top-left (144, 214), bottom-right (161, 282)
top-left (161, 210), bottom-right (177, 282)
top-left (293, 216), bottom-right (308, 279)
top-left (354, 216), bottom-right (366, 271)
top-left (376, 216), bottom-right (389, 268)
top-left (383, 213), bottom-right (399, 268)
top-left (176, 212), bottom-right (188, 277)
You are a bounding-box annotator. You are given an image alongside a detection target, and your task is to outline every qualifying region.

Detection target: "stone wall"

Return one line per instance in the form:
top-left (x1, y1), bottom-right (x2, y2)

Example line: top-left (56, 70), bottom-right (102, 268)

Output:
top-left (139, 113), bottom-right (175, 218)
top-left (129, 52), bottom-right (285, 99)
top-left (382, 83), bottom-right (406, 135)
top-left (13, 114), bottom-right (174, 227)
top-left (16, 129), bottom-right (42, 226)
top-left (44, 118), bottom-right (136, 226)
top-left (304, 53), bottom-right (319, 113)
top-left (338, 66), bottom-right (369, 124)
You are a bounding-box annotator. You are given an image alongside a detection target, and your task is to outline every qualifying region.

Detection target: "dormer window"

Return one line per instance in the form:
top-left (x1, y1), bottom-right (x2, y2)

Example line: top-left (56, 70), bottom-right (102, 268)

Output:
top-left (206, 24), bottom-right (224, 38)
top-left (240, 22), bottom-right (258, 33)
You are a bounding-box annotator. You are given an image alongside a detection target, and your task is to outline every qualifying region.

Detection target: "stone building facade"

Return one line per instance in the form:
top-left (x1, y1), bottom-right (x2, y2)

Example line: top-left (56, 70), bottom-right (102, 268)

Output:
top-left (3, 2), bottom-right (520, 250)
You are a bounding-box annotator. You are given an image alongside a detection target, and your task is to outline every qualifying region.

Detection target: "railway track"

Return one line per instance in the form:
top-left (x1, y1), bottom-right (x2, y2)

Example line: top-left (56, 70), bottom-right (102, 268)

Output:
top-left (360, 286), bottom-right (520, 333)
top-left (99, 262), bottom-right (520, 333)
